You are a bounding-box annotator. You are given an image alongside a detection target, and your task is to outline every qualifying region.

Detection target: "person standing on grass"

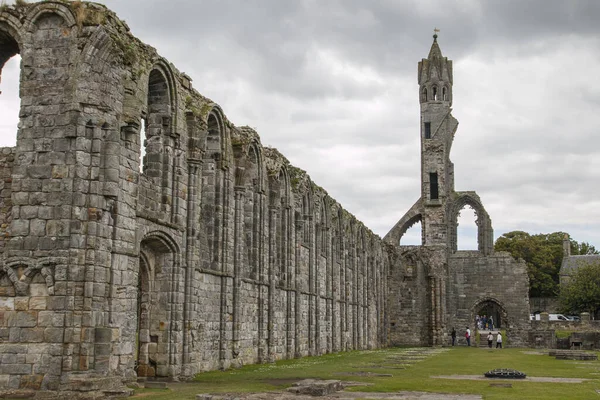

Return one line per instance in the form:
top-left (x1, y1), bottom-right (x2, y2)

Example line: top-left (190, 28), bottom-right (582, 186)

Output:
top-left (451, 327), bottom-right (456, 346)
top-left (496, 332), bottom-right (503, 349)
top-left (487, 332), bottom-right (493, 348)
top-left (465, 327), bottom-right (471, 346)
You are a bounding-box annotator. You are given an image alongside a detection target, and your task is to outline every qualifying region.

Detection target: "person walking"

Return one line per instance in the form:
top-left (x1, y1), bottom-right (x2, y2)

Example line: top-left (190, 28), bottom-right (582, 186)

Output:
top-left (487, 332), bottom-right (493, 348)
top-left (451, 327), bottom-right (456, 346)
top-left (496, 332), bottom-right (503, 349)
top-left (465, 327), bottom-right (471, 346)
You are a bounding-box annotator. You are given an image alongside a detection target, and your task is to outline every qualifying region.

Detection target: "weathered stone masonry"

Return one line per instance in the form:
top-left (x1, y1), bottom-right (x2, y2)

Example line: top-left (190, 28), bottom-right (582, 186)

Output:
top-left (0, 1), bottom-right (389, 391)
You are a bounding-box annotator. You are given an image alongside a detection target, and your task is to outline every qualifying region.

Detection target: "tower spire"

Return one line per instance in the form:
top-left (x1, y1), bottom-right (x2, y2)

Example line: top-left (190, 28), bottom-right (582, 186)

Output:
top-left (428, 28), bottom-right (443, 60)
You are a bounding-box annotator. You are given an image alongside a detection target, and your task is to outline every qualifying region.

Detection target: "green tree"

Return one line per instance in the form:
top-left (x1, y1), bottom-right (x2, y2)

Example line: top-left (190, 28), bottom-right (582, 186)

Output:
top-left (494, 231), bottom-right (598, 297)
top-left (560, 262), bottom-right (600, 317)
top-left (571, 240), bottom-right (598, 255)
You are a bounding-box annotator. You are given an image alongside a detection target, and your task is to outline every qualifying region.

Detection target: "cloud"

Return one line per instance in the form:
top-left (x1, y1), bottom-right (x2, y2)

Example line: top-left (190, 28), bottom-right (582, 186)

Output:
top-left (0, 0), bottom-right (598, 248)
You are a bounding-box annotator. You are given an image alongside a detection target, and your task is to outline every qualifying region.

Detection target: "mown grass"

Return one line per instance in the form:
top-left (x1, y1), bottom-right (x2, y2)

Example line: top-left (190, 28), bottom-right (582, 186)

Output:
top-left (132, 347), bottom-right (600, 399)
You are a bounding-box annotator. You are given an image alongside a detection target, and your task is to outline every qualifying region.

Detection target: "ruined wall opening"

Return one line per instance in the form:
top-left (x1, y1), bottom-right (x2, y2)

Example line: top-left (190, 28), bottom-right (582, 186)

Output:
top-left (473, 299), bottom-right (507, 330)
top-left (0, 30), bottom-right (20, 147)
top-left (139, 117), bottom-right (147, 172)
top-left (145, 69), bottom-right (170, 180)
top-left (137, 235), bottom-right (176, 378)
top-left (243, 145), bottom-right (262, 280)
top-left (276, 169), bottom-right (290, 283)
top-left (302, 193), bottom-right (311, 244)
top-left (457, 205), bottom-right (478, 250)
top-left (400, 219), bottom-right (422, 246)
top-left (202, 111), bottom-right (224, 270)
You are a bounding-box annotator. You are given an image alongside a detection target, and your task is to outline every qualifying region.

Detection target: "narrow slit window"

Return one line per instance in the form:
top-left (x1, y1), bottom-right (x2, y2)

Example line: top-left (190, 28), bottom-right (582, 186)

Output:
top-left (433, 86), bottom-right (438, 101)
top-left (430, 172), bottom-right (439, 200)
top-left (443, 87), bottom-right (447, 101)
top-left (424, 122), bottom-right (431, 139)
top-left (140, 118), bottom-right (147, 172)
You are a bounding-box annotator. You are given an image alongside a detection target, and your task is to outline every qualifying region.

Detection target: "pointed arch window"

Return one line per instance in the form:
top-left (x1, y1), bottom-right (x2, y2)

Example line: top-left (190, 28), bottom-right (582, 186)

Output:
top-left (0, 31), bottom-right (21, 146)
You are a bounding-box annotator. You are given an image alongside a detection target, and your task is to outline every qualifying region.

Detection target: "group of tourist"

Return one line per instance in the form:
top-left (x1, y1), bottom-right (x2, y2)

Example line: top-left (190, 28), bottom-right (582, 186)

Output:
top-left (486, 331), bottom-right (503, 348)
top-left (475, 314), bottom-right (494, 330)
top-left (450, 327), bottom-right (503, 348)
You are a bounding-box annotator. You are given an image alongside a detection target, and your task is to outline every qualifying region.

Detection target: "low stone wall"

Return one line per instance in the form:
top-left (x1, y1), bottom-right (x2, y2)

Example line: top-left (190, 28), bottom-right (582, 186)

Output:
top-left (529, 313), bottom-right (600, 349)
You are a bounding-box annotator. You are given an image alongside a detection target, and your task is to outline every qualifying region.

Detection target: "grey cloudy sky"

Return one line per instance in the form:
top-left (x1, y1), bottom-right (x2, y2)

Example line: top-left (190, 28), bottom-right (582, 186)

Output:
top-left (1, 0), bottom-right (599, 248)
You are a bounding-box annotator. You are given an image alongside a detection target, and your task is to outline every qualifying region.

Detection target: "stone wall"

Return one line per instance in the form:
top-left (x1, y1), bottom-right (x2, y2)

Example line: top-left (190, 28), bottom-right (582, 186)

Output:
top-left (446, 251), bottom-right (531, 346)
top-left (529, 314), bottom-right (600, 349)
top-left (0, 148), bottom-right (14, 255)
top-left (0, 1), bottom-right (389, 393)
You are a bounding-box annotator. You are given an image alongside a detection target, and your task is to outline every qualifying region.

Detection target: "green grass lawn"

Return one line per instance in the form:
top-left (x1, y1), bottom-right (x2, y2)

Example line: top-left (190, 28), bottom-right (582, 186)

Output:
top-left (133, 347), bottom-right (600, 399)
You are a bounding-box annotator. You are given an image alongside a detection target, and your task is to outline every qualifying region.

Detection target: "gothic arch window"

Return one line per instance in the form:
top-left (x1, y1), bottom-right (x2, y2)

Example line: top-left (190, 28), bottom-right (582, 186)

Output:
top-left (201, 108), bottom-right (234, 272)
top-left (0, 29), bottom-right (20, 147)
top-left (202, 110), bottom-right (227, 270)
top-left (421, 87), bottom-right (428, 103)
top-left (432, 86), bottom-right (438, 101)
top-left (243, 145), bottom-right (262, 279)
top-left (302, 192), bottom-right (312, 244)
top-left (278, 169), bottom-right (291, 283)
top-left (449, 195), bottom-right (493, 255)
top-left (144, 68), bottom-right (172, 180)
top-left (337, 209), bottom-right (344, 261)
top-left (456, 205), bottom-right (478, 250)
top-left (442, 86), bottom-right (448, 101)
top-left (398, 215), bottom-right (423, 246)
top-left (318, 197), bottom-right (328, 257)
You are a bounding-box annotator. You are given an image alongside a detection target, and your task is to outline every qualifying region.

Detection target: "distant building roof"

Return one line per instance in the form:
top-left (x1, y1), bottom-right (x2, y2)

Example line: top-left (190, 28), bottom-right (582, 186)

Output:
top-left (561, 254), bottom-right (600, 275)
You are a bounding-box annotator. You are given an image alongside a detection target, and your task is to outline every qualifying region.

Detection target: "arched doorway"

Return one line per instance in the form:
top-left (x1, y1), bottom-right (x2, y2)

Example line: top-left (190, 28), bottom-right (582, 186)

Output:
top-left (136, 233), bottom-right (177, 378)
top-left (473, 298), bottom-right (508, 330)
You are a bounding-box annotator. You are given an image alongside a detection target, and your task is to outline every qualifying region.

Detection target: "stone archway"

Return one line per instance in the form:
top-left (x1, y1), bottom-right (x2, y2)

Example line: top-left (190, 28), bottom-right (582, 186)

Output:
top-left (136, 232), bottom-right (178, 378)
top-left (472, 298), bottom-right (508, 330)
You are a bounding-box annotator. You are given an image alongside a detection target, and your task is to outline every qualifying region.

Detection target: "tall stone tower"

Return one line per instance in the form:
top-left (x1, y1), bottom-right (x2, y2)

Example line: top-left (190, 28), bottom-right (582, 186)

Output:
top-left (385, 34), bottom-right (531, 347)
top-left (418, 33), bottom-right (458, 246)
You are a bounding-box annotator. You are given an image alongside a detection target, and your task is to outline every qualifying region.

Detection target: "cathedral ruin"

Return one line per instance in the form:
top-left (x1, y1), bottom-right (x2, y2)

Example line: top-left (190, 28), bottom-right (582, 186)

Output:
top-left (384, 34), bottom-right (530, 347)
top-left (0, 1), bottom-right (530, 396)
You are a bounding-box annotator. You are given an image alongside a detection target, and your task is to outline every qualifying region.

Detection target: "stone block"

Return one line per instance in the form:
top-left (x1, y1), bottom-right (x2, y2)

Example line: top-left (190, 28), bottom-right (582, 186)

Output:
top-left (0, 298), bottom-right (15, 311)
top-left (144, 381), bottom-right (167, 389)
top-left (20, 328), bottom-right (44, 342)
top-left (43, 328), bottom-right (64, 343)
top-left (6, 312), bottom-right (38, 328)
top-left (20, 374), bottom-right (44, 390)
top-left (29, 297), bottom-right (46, 311)
top-left (9, 220), bottom-right (29, 236)
top-left (0, 364), bottom-right (32, 375)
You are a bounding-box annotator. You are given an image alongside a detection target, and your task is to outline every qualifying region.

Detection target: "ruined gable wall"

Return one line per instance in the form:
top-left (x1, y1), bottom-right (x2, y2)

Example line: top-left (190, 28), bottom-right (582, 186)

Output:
top-left (446, 251), bottom-right (531, 346)
top-left (0, 1), bottom-right (390, 392)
